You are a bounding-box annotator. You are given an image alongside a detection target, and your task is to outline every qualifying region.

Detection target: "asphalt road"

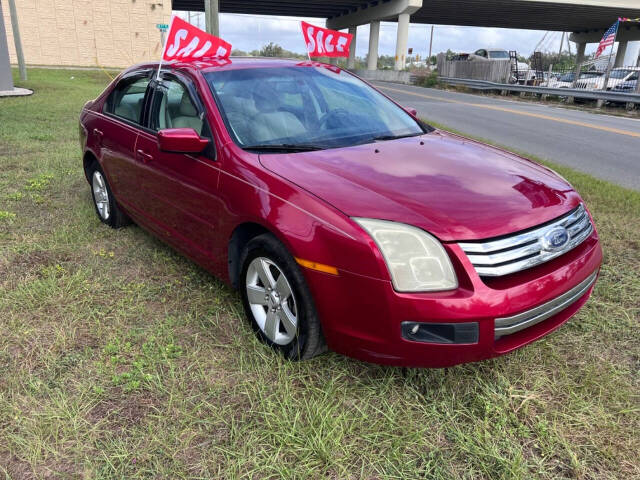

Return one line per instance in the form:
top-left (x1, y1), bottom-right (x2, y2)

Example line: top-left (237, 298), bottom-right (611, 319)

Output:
top-left (373, 81), bottom-right (640, 191)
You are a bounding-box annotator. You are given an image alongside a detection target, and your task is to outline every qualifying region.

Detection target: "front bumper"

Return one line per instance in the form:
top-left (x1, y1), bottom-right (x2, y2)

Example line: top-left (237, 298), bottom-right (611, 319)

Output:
top-left (304, 230), bottom-right (602, 368)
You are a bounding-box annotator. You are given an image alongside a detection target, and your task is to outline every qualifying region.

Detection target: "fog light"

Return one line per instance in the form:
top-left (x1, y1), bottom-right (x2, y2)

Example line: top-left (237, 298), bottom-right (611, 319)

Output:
top-left (401, 321), bottom-right (479, 344)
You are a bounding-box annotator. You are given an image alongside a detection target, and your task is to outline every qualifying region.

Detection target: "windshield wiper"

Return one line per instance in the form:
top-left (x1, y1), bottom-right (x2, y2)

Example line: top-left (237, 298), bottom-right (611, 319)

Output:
top-left (243, 144), bottom-right (326, 153)
top-left (370, 132), bottom-right (424, 142)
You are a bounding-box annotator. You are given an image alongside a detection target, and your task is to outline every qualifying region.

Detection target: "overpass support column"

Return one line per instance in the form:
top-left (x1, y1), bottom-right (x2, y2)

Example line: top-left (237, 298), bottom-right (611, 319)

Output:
top-left (347, 26), bottom-right (357, 69)
top-left (367, 20), bottom-right (380, 70)
top-left (615, 41), bottom-right (628, 67)
top-left (395, 13), bottom-right (410, 71)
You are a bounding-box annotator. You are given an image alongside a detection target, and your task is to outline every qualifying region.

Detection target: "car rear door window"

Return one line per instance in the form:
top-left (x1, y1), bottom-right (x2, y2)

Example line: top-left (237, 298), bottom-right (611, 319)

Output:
top-left (105, 76), bottom-right (151, 124)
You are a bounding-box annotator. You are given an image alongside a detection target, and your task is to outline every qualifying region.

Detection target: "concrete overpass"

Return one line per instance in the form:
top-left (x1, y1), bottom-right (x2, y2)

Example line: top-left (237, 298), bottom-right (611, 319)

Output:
top-left (173, 0), bottom-right (640, 70)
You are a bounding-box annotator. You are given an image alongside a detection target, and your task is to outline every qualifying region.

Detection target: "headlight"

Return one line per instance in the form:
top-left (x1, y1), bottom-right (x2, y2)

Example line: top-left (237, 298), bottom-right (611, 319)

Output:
top-left (354, 218), bottom-right (458, 292)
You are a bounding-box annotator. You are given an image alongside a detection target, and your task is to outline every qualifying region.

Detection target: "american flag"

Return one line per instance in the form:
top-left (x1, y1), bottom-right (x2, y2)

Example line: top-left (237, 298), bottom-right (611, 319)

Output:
top-left (595, 21), bottom-right (619, 59)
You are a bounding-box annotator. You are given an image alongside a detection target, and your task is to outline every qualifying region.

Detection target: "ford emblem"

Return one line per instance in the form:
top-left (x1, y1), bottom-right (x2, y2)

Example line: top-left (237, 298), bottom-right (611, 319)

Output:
top-left (542, 227), bottom-right (569, 251)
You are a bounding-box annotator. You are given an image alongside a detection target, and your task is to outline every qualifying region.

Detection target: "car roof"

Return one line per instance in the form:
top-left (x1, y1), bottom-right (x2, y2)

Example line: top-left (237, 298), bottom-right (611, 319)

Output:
top-left (126, 57), bottom-right (334, 76)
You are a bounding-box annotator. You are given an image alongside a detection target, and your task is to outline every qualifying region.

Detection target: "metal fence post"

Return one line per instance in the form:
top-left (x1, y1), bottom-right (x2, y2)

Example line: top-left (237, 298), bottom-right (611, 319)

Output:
top-left (628, 72), bottom-right (640, 111)
top-left (542, 64), bottom-right (553, 101)
top-left (568, 42), bottom-right (586, 104)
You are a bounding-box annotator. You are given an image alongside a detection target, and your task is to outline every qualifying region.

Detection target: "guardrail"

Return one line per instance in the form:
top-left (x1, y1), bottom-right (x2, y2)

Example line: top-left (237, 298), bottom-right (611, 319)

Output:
top-left (439, 77), bottom-right (640, 105)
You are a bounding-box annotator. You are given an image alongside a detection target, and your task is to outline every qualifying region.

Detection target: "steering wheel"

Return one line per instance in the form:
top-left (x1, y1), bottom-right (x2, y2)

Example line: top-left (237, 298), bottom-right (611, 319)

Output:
top-left (319, 108), bottom-right (351, 131)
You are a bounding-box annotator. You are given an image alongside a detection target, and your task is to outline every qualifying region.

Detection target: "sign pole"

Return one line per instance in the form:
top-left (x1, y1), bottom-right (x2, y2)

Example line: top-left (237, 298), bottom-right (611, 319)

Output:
top-left (7, 0), bottom-right (26, 81)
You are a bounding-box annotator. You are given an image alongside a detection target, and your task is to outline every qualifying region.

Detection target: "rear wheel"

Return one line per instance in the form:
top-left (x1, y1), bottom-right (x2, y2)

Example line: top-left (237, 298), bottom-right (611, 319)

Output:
top-left (88, 161), bottom-right (130, 228)
top-left (239, 234), bottom-right (326, 360)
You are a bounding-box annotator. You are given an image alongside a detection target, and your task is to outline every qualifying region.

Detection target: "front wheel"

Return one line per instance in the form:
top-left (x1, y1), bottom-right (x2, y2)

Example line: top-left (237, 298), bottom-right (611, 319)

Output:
top-left (239, 234), bottom-right (326, 360)
top-left (87, 161), bottom-right (130, 229)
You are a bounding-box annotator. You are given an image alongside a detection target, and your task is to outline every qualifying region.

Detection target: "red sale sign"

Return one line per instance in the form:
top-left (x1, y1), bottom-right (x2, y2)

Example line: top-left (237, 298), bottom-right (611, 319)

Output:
top-left (162, 16), bottom-right (231, 62)
top-left (301, 21), bottom-right (353, 58)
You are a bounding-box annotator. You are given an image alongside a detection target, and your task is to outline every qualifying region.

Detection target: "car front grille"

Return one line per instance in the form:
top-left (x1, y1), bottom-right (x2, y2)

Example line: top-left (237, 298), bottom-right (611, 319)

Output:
top-left (458, 204), bottom-right (593, 277)
top-left (494, 271), bottom-right (597, 339)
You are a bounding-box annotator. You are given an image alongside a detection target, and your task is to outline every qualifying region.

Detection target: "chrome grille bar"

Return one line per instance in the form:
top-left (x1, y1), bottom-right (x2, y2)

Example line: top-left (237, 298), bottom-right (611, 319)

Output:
top-left (494, 271), bottom-right (597, 338)
top-left (459, 204), bottom-right (593, 277)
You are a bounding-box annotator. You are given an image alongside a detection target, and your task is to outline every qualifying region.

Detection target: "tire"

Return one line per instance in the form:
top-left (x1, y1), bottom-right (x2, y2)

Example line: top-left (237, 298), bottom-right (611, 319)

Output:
top-left (87, 160), bottom-right (131, 229)
top-left (239, 233), bottom-right (326, 360)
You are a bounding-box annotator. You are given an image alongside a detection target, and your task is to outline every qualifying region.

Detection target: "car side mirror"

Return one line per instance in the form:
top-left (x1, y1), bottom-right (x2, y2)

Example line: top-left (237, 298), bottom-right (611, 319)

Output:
top-left (404, 106), bottom-right (418, 117)
top-left (157, 128), bottom-right (209, 154)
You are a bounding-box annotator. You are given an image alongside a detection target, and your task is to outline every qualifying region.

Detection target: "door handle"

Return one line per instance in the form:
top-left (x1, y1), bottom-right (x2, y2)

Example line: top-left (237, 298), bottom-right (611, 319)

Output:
top-left (93, 128), bottom-right (103, 145)
top-left (136, 149), bottom-right (153, 163)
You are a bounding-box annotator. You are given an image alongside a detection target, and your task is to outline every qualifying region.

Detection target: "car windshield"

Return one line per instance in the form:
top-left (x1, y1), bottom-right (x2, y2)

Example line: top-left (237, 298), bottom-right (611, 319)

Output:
top-left (488, 51), bottom-right (510, 59)
top-left (559, 73), bottom-right (575, 82)
top-left (610, 69), bottom-right (633, 79)
top-left (205, 65), bottom-right (425, 150)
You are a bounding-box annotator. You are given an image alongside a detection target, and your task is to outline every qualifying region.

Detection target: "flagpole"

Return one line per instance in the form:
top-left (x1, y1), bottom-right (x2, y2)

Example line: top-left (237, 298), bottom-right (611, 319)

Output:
top-left (597, 20), bottom-right (620, 107)
top-left (157, 15), bottom-right (175, 81)
top-left (301, 22), bottom-right (311, 61)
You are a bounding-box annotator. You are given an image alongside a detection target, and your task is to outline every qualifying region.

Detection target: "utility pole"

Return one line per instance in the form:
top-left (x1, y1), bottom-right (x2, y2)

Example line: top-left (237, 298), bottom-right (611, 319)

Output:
top-left (7, 0), bottom-right (26, 81)
top-left (558, 32), bottom-right (565, 58)
top-left (204, 0), bottom-right (220, 37)
top-left (428, 25), bottom-right (434, 66)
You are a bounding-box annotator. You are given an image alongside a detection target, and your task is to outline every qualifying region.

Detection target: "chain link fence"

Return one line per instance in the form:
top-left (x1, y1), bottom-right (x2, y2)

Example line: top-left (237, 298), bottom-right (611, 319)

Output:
top-left (435, 51), bottom-right (640, 109)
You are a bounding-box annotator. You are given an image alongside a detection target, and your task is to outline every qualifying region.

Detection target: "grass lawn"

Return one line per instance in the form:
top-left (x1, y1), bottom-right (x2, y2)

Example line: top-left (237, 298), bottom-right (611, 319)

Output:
top-left (1, 68), bottom-right (639, 479)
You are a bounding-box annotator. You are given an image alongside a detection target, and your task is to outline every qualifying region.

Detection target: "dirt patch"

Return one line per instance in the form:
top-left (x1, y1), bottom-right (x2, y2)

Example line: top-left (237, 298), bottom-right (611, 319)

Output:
top-left (0, 451), bottom-right (35, 480)
top-left (86, 391), bottom-right (160, 430)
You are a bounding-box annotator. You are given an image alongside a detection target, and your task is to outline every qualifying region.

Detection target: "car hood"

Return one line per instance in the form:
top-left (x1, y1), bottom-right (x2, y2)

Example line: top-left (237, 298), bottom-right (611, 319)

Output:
top-left (259, 131), bottom-right (580, 241)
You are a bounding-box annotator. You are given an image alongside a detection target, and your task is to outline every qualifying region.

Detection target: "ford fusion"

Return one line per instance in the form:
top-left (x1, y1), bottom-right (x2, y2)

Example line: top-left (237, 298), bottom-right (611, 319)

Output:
top-left (79, 58), bottom-right (602, 367)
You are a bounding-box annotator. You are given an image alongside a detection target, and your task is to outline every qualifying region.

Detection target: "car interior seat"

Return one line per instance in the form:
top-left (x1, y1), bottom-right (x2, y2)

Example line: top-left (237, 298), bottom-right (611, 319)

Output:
top-left (251, 88), bottom-right (307, 143)
top-left (172, 92), bottom-right (203, 134)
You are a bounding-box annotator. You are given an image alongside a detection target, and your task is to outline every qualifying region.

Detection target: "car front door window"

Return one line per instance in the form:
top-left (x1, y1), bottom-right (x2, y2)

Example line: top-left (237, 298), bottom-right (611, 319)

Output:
top-left (151, 79), bottom-right (204, 135)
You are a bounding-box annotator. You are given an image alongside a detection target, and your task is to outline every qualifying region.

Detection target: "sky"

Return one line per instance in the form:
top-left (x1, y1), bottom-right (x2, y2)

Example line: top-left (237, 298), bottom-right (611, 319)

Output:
top-left (176, 11), bottom-right (607, 60)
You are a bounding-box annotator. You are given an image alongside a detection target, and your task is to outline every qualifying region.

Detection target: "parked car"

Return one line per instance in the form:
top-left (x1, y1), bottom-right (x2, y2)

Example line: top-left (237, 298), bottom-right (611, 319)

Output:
top-left (469, 48), bottom-right (534, 84)
top-left (544, 71), bottom-right (603, 89)
top-left (79, 58), bottom-right (602, 367)
top-left (613, 79), bottom-right (638, 92)
top-left (575, 67), bottom-right (640, 90)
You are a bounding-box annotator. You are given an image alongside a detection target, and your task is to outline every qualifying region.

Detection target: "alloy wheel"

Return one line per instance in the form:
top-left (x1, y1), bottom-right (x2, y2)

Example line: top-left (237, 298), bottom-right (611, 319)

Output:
top-left (245, 257), bottom-right (298, 345)
top-left (92, 171), bottom-right (110, 220)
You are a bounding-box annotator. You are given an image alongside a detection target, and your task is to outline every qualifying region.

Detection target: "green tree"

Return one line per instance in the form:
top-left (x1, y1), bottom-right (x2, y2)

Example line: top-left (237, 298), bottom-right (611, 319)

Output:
top-left (259, 42), bottom-right (284, 57)
top-left (528, 52), bottom-right (575, 71)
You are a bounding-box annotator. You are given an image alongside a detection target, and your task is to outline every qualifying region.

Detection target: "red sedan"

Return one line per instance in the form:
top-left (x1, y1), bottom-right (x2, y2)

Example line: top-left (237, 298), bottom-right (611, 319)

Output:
top-left (79, 58), bottom-right (602, 367)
